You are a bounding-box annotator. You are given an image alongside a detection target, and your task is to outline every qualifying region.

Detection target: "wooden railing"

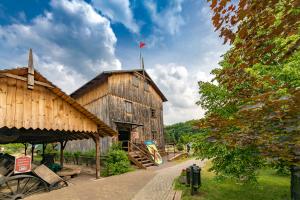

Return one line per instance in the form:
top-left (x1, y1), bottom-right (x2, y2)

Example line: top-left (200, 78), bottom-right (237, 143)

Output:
top-left (129, 141), bottom-right (158, 166)
top-left (128, 141), bottom-right (149, 158)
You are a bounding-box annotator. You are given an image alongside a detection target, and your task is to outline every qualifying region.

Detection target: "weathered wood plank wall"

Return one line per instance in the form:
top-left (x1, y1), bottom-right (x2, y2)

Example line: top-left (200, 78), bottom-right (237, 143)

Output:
top-left (0, 77), bottom-right (98, 133)
top-left (66, 82), bottom-right (112, 154)
top-left (67, 71), bottom-right (165, 153)
top-left (108, 73), bottom-right (164, 148)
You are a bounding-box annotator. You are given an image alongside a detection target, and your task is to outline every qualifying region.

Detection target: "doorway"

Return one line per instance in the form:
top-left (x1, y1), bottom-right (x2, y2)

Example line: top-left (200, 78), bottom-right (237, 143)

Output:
top-left (118, 130), bottom-right (131, 151)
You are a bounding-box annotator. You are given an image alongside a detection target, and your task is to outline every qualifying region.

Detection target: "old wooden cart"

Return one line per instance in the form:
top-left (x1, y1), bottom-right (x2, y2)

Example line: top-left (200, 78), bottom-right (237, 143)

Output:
top-left (0, 153), bottom-right (67, 200)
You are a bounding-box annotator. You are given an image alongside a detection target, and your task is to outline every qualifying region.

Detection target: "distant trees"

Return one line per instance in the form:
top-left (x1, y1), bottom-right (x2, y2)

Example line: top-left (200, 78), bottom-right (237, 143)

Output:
top-left (164, 120), bottom-right (201, 144)
top-left (195, 0), bottom-right (300, 182)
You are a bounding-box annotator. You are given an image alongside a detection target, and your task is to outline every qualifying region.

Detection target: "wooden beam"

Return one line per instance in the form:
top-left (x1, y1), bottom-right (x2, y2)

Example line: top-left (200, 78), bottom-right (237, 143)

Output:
top-left (0, 73), bottom-right (54, 89)
top-left (27, 48), bottom-right (35, 89)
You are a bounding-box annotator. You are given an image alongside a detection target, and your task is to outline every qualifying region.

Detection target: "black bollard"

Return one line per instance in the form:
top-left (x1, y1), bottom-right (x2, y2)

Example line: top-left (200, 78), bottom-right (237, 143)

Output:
top-left (291, 166), bottom-right (300, 200)
top-left (190, 164), bottom-right (201, 195)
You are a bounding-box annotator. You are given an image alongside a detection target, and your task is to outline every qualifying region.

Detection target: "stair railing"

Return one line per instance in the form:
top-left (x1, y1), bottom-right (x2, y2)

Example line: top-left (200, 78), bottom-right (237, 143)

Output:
top-left (133, 142), bottom-right (159, 165)
top-left (128, 141), bottom-right (156, 164)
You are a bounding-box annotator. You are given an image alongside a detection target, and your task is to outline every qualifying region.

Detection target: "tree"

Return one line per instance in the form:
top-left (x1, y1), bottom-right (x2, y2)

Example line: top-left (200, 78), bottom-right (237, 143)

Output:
top-left (195, 0), bottom-right (300, 185)
top-left (164, 120), bottom-right (201, 144)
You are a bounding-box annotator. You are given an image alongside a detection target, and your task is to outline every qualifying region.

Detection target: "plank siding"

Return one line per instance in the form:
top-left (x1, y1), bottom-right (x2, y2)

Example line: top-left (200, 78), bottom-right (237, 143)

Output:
top-left (0, 78), bottom-right (7, 127)
top-left (0, 77), bottom-right (98, 133)
top-left (6, 78), bottom-right (17, 128)
top-left (69, 72), bottom-right (165, 153)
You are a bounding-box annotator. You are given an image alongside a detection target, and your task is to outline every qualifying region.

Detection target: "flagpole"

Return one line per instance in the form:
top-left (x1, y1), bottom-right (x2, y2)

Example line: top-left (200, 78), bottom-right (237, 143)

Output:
top-left (139, 48), bottom-right (142, 69)
top-left (139, 42), bottom-right (146, 79)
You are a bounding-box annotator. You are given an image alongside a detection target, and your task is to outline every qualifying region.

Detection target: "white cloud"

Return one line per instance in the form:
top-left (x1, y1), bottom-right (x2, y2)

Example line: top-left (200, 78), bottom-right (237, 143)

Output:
top-left (148, 63), bottom-right (213, 124)
top-left (0, 0), bottom-right (121, 93)
top-left (145, 0), bottom-right (185, 35)
top-left (92, 0), bottom-right (139, 33)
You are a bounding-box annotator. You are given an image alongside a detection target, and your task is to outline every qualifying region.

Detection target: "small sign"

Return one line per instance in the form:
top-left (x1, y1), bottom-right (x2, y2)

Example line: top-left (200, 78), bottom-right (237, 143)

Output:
top-left (14, 156), bottom-right (32, 174)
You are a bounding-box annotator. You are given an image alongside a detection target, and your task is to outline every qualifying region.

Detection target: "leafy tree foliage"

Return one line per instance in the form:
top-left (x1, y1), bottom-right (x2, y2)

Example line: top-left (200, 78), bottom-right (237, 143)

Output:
top-left (164, 120), bottom-right (201, 144)
top-left (195, 0), bottom-right (300, 182)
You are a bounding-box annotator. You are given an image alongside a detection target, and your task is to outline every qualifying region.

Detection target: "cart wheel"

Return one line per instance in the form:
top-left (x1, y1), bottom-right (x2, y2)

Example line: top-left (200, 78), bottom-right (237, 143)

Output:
top-left (0, 175), bottom-right (49, 200)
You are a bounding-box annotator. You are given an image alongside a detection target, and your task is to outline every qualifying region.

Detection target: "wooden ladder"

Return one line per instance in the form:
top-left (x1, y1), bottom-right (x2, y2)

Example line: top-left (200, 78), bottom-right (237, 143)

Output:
top-left (127, 142), bottom-right (156, 169)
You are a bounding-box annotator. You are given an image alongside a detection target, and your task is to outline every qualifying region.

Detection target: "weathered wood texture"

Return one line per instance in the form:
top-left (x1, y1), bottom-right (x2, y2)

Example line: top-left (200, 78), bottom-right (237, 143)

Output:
top-left (0, 76), bottom-right (97, 133)
top-left (107, 73), bottom-right (164, 148)
top-left (109, 73), bottom-right (163, 109)
top-left (69, 71), bottom-right (165, 153)
top-left (75, 82), bottom-right (108, 108)
top-left (65, 137), bottom-right (111, 154)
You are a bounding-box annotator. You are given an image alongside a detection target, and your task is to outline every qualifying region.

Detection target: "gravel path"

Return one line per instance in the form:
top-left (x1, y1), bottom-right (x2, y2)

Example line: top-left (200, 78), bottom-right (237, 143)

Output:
top-left (26, 158), bottom-right (205, 200)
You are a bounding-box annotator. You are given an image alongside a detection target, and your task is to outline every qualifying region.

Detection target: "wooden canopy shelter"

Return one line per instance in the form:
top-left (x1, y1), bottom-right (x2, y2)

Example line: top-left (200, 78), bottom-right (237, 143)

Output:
top-left (0, 49), bottom-right (117, 178)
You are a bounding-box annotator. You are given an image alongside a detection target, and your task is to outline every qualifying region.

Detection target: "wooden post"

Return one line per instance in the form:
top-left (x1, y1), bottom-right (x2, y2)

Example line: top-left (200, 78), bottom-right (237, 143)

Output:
top-left (42, 143), bottom-right (47, 158)
top-left (60, 141), bottom-right (67, 168)
top-left (24, 143), bottom-right (28, 156)
top-left (31, 144), bottom-right (35, 162)
top-left (93, 135), bottom-right (101, 179)
top-left (27, 48), bottom-right (35, 90)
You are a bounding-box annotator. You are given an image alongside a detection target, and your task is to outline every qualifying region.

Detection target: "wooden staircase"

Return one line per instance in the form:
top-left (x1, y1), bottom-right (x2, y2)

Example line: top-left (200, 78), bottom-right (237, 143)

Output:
top-left (127, 142), bottom-right (156, 169)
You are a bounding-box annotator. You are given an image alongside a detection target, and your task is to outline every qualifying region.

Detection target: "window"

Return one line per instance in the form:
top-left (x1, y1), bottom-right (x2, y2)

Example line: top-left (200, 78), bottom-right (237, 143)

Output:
top-left (151, 108), bottom-right (156, 118)
top-left (144, 81), bottom-right (149, 91)
top-left (132, 75), bottom-right (139, 87)
top-left (125, 101), bottom-right (132, 114)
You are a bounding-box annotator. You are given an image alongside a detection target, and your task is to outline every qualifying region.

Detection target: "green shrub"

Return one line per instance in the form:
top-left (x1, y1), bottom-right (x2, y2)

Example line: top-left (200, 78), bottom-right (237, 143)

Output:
top-left (64, 151), bottom-right (73, 157)
top-left (1, 143), bottom-right (24, 154)
top-left (44, 144), bottom-right (59, 158)
top-left (106, 148), bottom-right (131, 175)
top-left (110, 142), bottom-right (123, 151)
top-left (176, 143), bottom-right (184, 151)
top-left (81, 149), bottom-right (96, 158)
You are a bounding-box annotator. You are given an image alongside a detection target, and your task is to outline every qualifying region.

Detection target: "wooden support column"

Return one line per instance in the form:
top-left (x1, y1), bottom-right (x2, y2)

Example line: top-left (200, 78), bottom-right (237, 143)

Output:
top-left (42, 143), bottom-right (47, 158)
top-left (31, 144), bottom-right (35, 161)
top-left (60, 141), bottom-right (68, 168)
top-left (24, 143), bottom-right (28, 156)
top-left (93, 135), bottom-right (101, 179)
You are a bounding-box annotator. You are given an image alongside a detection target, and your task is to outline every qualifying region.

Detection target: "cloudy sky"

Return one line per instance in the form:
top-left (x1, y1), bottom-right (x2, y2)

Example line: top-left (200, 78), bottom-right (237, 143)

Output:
top-left (0, 0), bottom-right (228, 125)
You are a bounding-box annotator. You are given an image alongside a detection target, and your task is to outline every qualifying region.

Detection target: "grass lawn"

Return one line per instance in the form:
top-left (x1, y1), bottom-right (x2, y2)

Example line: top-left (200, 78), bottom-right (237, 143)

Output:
top-left (175, 162), bottom-right (290, 200)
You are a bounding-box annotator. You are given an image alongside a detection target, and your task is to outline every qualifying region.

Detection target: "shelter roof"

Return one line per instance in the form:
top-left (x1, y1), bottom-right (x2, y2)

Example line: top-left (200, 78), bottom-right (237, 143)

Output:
top-left (0, 66), bottom-right (117, 144)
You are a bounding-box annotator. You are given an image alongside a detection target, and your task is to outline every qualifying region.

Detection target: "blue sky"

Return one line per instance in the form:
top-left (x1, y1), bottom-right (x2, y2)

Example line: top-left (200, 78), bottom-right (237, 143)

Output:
top-left (0, 0), bottom-right (228, 124)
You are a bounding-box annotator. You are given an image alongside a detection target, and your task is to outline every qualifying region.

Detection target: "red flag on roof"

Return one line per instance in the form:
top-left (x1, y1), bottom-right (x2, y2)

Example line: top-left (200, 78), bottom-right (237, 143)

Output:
top-left (139, 42), bottom-right (146, 48)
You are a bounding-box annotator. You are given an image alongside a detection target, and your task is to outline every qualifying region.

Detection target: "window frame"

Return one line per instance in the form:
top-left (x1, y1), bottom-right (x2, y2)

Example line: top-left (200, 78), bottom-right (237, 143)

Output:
top-left (125, 100), bottom-right (133, 114)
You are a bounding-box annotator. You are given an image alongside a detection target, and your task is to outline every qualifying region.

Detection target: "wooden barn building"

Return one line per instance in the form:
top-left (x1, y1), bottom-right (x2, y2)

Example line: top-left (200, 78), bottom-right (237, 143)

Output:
top-left (67, 69), bottom-right (167, 155)
top-left (0, 50), bottom-right (117, 178)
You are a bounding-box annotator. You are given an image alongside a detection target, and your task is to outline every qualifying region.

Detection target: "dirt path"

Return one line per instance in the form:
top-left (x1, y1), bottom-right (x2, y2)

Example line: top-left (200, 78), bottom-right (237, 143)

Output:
top-left (26, 158), bottom-right (204, 200)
